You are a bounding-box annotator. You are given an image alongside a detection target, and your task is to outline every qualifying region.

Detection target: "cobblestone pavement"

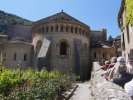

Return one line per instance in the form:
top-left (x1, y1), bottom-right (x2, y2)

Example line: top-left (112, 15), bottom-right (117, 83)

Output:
top-left (69, 81), bottom-right (93, 100)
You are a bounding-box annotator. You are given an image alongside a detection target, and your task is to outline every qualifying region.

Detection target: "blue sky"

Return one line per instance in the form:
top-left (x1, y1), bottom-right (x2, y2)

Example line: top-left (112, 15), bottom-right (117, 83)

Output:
top-left (0, 0), bottom-right (121, 38)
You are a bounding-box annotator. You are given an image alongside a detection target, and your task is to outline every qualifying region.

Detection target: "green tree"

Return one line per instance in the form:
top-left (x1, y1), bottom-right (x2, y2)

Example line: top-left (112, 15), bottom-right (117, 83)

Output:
top-left (125, 0), bottom-right (133, 25)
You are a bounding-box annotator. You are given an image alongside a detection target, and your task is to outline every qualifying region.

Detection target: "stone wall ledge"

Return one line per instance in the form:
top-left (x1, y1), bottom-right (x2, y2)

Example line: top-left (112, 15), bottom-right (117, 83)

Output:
top-left (90, 62), bottom-right (132, 100)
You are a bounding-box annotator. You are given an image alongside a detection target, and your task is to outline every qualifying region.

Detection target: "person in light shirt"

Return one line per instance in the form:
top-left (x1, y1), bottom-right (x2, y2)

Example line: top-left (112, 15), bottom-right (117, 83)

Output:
top-left (124, 79), bottom-right (133, 99)
top-left (127, 57), bottom-right (133, 75)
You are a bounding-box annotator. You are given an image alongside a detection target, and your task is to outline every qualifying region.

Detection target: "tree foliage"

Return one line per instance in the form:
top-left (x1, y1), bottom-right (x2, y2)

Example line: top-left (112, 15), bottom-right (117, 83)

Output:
top-left (0, 67), bottom-right (71, 100)
top-left (125, 0), bottom-right (133, 25)
top-left (0, 10), bottom-right (32, 35)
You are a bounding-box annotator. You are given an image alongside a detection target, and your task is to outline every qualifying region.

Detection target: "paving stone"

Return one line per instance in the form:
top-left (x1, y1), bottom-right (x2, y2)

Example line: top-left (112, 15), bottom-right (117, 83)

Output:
top-left (69, 82), bottom-right (93, 100)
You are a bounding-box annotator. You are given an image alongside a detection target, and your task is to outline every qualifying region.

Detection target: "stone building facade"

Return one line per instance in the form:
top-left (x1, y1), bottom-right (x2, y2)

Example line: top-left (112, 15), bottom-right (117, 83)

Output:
top-left (32, 12), bottom-right (90, 80)
top-left (0, 35), bottom-right (8, 44)
top-left (118, 0), bottom-right (133, 61)
top-left (1, 41), bottom-right (33, 68)
top-left (0, 11), bottom-right (117, 80)
top-left (90, 29), bottom-right (107, 44)
top-left (90, 29), bottom-right (117, 62)
top-left (90, 41), bottom-right (116, 62)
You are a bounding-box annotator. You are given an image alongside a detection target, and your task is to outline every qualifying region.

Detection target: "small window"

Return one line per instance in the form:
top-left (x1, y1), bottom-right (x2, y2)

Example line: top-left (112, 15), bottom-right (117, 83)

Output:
top-left (60, 42), bottom-right (67, 55)
top-left (75, 28), bottom-right (77, 33)
top-left (94, 52), bottom-right (97, 58)
top-left (61, 16), bottom-right (64, 20)
top-left (51, 26), bottom-right (53, 32)
top-left (66, 26), bottom-right (68, 32)
top-left (3, 53), bottom-right (6, 61)
top-left (24, 54), bottom-right (27, 61)
top-left (13, 53), bottom-right (17, 61)
top-left (61, 26), bottom-right (63, 32)
top-left (79, 29), bottom-right (81, 34)
top-left (46, 26), bottom-right (49, 32)
top-left (103, 53), bottom-right (105, 58)
top-left (71, 27), bottom-right (73, 33)
top-left (82, 30), bottom-right (84, 35)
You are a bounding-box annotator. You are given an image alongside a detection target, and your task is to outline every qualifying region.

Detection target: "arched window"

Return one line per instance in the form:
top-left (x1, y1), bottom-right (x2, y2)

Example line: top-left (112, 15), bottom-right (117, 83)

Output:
top-left (36, 41), bottom-right (42, 57)
top-left (13, 53), bottom-right (17, 61)
top-left (75, 27), bottom-right (77, 33)
top-left (82, 30), bottom-right (85, 35)
top-left (66, 26), bottom-right (68, 32)
top-left (51, 26), bottom-right (53, 32)
top-left (103, 53), bottom-right (105, 58)
top-left (46, 26), bottom-right (49, 32)
top-left (24, 53), bottom-right (27, 61)
top-left (94, 52), bottom-right (97, 58)
top-left (79, 29), bottom-right (81, 34)
top-left (3, 53), bottom-right (6, 61)
top-left (60, 42), bottom-right (67, 55)
top-left (71, 27), bottom-right (73, 33)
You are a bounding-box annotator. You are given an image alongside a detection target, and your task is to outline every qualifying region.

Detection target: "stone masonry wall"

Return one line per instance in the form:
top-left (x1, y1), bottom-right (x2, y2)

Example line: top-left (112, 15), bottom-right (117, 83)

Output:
top-left (90, 62), bottom-right (132, 100)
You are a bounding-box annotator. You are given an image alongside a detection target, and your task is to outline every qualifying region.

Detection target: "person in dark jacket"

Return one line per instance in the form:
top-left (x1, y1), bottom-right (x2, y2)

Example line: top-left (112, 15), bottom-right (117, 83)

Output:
top-left (108, 64), bottom-right (132, 88)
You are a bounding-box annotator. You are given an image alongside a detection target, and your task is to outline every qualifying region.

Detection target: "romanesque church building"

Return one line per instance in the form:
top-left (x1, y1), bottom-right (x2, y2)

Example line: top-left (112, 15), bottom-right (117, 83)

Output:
top-left (0, 11), bottom-right (117, 80)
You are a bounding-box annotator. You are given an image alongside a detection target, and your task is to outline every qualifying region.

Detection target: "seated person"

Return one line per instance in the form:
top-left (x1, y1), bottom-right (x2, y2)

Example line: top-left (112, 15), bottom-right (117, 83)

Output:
top-left (108, 64), bottom-right (132, 88)
top-left (124, 79), bottom-right (133, 99)
top-left (127, 57), bottom-right (133, 75)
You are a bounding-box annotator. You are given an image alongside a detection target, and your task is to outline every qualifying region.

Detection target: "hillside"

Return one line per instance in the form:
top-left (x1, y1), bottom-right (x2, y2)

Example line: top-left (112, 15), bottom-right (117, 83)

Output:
top-left (0, 10), bottom-right (32, 34)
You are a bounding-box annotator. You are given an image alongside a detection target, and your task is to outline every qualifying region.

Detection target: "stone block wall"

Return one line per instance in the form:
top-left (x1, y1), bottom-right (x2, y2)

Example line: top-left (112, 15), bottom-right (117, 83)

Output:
top-left (90, 62), bottom-right (132, 100)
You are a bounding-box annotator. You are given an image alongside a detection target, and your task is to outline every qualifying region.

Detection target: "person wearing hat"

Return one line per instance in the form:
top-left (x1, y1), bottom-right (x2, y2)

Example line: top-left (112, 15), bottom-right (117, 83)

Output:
top-left (127, 57), bottom-right (133, 75)
top-left (108, 64), bottom-right (132, 88)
